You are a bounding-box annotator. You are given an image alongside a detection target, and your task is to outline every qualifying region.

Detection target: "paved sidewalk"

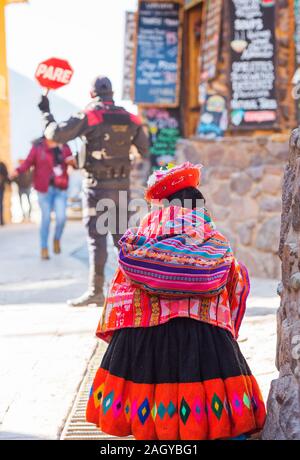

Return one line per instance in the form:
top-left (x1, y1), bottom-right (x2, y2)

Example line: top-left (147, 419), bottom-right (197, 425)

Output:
top-left (239, 278), bottom-right (279, 401)
top-left (0, 222), bottom-right (116, 440)
top-left (0, 222), bottom-right (280, 439)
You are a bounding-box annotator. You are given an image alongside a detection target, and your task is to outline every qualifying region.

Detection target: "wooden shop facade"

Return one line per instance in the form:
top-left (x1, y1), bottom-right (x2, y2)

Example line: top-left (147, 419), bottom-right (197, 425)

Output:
top-left (123, 0), bottom-right (300, 279)
top-left (123, 0), bottom-right (300, 169)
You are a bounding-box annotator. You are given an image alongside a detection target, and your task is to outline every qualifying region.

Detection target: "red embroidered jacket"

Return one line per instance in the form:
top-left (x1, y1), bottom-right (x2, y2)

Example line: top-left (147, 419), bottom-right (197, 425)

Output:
top-left (97, 258), bottom-right (250, 343)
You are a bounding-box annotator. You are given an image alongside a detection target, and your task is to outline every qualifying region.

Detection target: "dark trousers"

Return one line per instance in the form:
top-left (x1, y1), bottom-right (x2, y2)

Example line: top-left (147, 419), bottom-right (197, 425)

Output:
top-left (0, 187), bottom-right (4, 226)
top-left (83, 182), bottom-right (130, 277)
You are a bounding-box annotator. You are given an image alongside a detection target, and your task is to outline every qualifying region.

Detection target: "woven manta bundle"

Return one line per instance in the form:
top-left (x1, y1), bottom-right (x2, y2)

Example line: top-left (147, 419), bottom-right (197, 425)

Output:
top-left (118, 206), bottom-right (234, 298)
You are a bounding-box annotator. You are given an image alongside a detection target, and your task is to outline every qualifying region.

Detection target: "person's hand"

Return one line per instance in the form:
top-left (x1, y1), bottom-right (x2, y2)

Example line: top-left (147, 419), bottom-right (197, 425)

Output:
top-left (38, 95), bottom-right (50, 113)
top-left (129, 146), bottom-right (142, 162)
top-left (9, 170), bottom-right (18, 181)
top-left (65, 156), bottom-right (78, 168)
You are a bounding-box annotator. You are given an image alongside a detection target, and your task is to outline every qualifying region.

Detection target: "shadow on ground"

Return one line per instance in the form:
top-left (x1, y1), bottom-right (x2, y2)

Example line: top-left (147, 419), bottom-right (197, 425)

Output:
top-left (0, 432), bottom-right (47, 440)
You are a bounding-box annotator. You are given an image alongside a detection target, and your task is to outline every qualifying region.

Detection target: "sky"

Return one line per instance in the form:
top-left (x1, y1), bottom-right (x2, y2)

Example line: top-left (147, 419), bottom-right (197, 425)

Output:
top-left (5, 0), bottom-right (138, 109)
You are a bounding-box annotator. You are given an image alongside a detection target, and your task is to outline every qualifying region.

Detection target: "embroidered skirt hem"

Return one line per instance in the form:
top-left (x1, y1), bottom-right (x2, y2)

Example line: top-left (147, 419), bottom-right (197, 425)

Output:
top-left (86, 318), bottom-right (266, 440)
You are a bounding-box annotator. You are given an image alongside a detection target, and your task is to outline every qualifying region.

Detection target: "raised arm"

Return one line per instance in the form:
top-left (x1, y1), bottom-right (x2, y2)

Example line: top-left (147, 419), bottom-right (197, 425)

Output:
top-left (16, 145), bottom-right (37, 175)
top-left (38, 95), bottom-right (89, 145)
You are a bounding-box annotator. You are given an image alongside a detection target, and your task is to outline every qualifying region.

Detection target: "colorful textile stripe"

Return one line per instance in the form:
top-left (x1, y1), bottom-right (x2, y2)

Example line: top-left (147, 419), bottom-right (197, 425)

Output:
top-left (228, 261), bottom-right (250, 337)
top-left (97, 257), bottom-right (249, 342)
top-left (118, 206), bottom-right (233, 297)
top-left (86, 369), bottom-right (266, 440)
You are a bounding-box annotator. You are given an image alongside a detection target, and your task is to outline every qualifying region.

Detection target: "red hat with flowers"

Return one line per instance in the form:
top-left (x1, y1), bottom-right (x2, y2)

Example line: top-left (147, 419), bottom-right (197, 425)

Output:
top-left (145, 162), bottom-right (203, 202)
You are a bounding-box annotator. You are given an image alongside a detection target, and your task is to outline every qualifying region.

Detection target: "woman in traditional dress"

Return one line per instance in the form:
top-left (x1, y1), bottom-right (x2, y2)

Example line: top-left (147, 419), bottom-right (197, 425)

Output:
top-left (86, 162), bottom-right (266, 440)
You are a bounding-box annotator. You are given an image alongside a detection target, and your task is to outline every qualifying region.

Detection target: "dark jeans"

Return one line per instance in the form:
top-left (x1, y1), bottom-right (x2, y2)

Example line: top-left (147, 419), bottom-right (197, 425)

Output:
top-left (0, 187), bottom-right (4, 226)
top-left (83, 183), bottom-right (130, 276)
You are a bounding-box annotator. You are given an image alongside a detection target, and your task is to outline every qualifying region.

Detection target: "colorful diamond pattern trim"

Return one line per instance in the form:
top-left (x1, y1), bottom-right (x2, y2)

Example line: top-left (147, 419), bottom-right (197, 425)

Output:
top-left (211, 393), bottom-right (224, 420)
top-left (91, 386), bottom-right (261, 425)
top-left (233, 393), bottom-right (243, 416)
top-left (124, 398), bottom-right (131, 422)
top-left (102, 390), bottom-right (114, 415)
top-left (192, 398), bottom-right (202, 423)
top-left (180, 398), bottom-right (191, 425)
top-left (93, 383), bottom-right (105, 409)
top-left (224, 398), bottom-right (232, 419)
top-left (243, 393), bottom-right (251, 410)
top-left (138, 398), bottom-right (151, 425)
top-left (168, 401), bottom-right (176, 418)
top-left (157, 402), bottom-right (166, 420)
top-left (151, 403), bottom-right (157, 420)
top-left (112, 396), bottom-right (123, 418)
top-left (251, 395), bottom-right (258, 412)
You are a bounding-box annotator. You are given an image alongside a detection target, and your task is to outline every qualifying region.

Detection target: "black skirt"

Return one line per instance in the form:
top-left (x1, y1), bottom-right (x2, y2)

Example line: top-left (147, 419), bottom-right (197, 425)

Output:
top-left (87, 318), bottom-right (266, 440)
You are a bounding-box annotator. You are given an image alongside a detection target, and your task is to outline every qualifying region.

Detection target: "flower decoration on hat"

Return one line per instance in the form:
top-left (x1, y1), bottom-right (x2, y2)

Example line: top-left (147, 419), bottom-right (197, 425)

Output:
top-left (145, 162), bottom-right (203, 202)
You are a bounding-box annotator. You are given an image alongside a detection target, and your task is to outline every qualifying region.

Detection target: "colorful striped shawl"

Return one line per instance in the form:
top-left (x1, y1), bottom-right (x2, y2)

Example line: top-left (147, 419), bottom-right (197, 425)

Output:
top-left (119, 206), bottom-right (233, 297)
top-left (97, 258), bottom-right (250, 342)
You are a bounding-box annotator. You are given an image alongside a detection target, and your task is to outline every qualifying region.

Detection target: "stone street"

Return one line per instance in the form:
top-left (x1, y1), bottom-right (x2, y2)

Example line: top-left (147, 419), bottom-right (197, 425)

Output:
top-left (0, 222), bottom-right (279, 439)
top-left (0, 221), bottom-right (117, 440)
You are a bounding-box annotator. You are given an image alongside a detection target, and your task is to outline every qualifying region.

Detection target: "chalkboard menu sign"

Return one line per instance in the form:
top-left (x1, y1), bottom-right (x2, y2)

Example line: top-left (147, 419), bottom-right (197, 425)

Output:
top-left (122, 12), bottom-right (135, 101)
top-left (197, 94), bottom-right (228, 139)
top-left (295, 0), bottom-right (300, 123)
top-left (142, 108), bottom-right (182, 169)
top-left (134, 0), bottom-right (183, 106)
top-left (229, 0), bottom-right (278, 129)
top-left (200, 0), bottom-right (223, 82)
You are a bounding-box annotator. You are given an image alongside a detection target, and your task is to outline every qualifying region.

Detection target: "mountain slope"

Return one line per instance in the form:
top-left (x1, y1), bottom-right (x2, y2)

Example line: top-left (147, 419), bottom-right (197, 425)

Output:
top-left (9, 69), bottom-right (80, 163)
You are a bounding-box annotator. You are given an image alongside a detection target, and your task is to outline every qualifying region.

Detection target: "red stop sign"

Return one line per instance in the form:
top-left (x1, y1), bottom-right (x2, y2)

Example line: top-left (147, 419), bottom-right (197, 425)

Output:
top-left (35, 58), bottom-right (74, 90)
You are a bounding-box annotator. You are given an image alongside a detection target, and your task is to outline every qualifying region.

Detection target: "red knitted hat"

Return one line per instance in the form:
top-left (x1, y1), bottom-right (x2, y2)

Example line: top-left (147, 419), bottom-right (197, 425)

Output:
top-left (145, 162), bottom-right (202, 202)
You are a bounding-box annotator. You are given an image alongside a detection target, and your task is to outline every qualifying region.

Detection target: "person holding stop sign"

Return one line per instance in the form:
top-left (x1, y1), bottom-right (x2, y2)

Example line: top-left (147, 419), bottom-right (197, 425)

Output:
top-left (9, 58), bottom-right (77, 260)
top-left (37, 75), bottom-right (149, 307)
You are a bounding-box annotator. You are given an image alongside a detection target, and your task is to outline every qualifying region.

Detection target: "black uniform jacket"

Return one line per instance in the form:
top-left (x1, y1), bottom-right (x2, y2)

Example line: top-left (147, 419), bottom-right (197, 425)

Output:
top-left (43, 98), bottom-right (149, 183)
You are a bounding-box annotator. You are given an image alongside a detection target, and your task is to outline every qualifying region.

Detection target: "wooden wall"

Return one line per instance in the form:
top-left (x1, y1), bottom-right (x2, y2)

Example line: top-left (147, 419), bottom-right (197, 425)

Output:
top-left (181, 2), bottom-right (203, 137)
top-left (181, 0), bottom-right (298, 138)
